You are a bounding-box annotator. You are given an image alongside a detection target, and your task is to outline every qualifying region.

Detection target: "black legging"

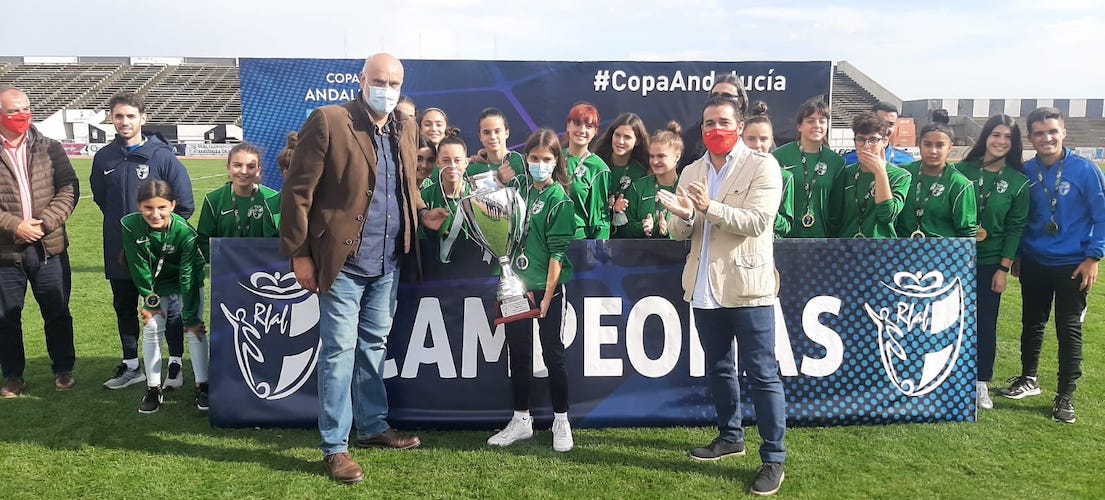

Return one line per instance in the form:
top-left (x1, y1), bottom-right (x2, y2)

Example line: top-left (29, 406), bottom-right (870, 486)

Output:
top-left (504, 284), bottom-right (569, 413)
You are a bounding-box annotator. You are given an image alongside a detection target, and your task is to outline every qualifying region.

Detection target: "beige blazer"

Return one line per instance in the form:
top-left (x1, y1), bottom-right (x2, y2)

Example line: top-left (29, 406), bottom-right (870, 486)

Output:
top-left (667, 144), bottom-right (782, 308)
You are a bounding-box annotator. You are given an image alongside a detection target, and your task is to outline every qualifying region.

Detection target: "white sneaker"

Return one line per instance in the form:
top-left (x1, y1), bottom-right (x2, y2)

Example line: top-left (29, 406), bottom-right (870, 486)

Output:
top-left (487, 415), bottom-right (533, 447)
top-left (103, 363), bottom-right (146, 390)
top-left (552, 418), bottom-right (574, 452)
top-left (163, 361), bottom-right (184, 390)
top-left (977, 381), bottom-right (994, 410)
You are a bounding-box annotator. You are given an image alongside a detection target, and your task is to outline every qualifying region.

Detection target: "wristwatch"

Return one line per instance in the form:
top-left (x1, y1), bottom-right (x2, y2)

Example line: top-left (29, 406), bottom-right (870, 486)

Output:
top-left (144, 293), bottom-right (161, 309)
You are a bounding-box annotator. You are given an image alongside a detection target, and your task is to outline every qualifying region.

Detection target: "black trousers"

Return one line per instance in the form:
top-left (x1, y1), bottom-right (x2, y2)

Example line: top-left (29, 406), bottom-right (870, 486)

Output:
top-left (110, 278), bottom-right (184, 360)
top-left (0, 247), bottom-right (75, 378)
top-left (504, 285), bottom-right (569, 413)
top-left (1019, 256), bottom-right (1086, 395)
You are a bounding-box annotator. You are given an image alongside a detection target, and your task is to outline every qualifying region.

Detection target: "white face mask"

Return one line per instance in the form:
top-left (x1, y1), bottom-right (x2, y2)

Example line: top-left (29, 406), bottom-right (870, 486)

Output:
top-left (366, 85), bottom-right (400, 116)
top-left (528, 161), bottom-right (556, 182)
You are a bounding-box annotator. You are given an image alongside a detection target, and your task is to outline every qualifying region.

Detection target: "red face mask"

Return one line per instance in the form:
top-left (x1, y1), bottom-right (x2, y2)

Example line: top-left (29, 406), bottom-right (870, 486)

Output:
top-left (1, 112), bottom-right (32, 136)
top-left (702, 127), bottom-right (739, 155)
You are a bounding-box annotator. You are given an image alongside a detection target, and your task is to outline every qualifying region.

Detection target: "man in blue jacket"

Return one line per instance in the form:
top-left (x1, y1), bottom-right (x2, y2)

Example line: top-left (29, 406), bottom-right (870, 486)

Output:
top-left (842, 102), bottom-right (915, 166)
top-left (1001, 106), bottom-right (1105, 424)
top-left (90, 91), bottom-right (194, 390)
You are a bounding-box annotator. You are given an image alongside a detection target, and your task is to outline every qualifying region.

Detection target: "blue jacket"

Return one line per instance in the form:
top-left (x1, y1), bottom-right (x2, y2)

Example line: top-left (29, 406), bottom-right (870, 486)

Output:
top-left (1021, 148), bottom-right (1105, 267)
top-left (90, 133), bottom-right (195, 279)
top-left (842, 147), bottom-right (914, 166)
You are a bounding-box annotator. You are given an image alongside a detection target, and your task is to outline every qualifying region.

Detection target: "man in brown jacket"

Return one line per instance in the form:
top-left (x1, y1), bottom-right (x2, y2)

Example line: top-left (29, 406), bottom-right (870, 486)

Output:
top-left (281, 53), bottom-right (446, 484)
top-left (0, 87), bottom-right (79, 397)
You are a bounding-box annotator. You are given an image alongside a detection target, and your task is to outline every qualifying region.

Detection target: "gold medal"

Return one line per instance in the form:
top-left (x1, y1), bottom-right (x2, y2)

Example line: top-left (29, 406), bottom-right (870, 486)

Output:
top-left (976, 227), bottom-right (988, 242)
top-left (1046, 220), bottom-right (1060, 235)
top-left (801, 213), bottom-right (815, 228)
top-left (854, 232), bottom-right (866, 239)
top-left (910, 229), bottom-right (926, 239)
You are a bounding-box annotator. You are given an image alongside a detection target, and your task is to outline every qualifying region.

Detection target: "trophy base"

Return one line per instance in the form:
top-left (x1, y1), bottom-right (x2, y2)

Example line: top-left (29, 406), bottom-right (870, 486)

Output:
top-left (495, 292), bottom-right (541, 325)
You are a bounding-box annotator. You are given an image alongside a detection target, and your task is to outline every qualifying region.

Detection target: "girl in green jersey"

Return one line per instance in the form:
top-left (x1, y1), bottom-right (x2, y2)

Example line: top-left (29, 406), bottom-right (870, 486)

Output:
top-left (563, 102), bottom-right (611, 239)
top-left (622, 121), bottom-right (684, 238)
top-left (828, 111), bottom-right (912, 238)
top-left (487, 129), bottom-right (576, 453)
top-left (772, 96), bottom-right (845, 237)
top-left (594, 112), bottom-right (650, 236)
top-left (123, 180), bottom-right (208, 415)
top-left (896, 110), bottom-right (978, 238)
top-left (957, 114), bottom-right (1030, 409)
top-left (419, 133), bottom-right (482, 263)
top-left (415, 136), bottom-right (436, 190)
top-left (196, 143), bottom-right (280, 259)
top-left (742, 101), bottom-right (794, 238)
top-left (470, 108), bottom-right (526, 181)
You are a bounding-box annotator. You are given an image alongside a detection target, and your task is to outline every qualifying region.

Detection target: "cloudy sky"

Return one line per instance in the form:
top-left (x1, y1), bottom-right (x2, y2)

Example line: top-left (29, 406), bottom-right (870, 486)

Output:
top-left (4, 0), bottom-right (1101, 100)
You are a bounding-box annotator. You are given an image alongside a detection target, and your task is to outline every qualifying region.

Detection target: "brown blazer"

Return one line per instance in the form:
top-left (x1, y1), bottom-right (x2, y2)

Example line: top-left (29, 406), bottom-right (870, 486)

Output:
top-left (280, 97), bottom-right (425, 293)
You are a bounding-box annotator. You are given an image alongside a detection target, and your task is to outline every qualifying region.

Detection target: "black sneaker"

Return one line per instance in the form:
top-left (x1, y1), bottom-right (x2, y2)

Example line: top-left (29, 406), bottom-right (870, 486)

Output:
top-left (751, 462), bottom-right (785, 496)
top-left (1000, 375), bottom-right (1041, 400)
top-left (1052, 394), bottom-right (1076, 424)
top-left (689, 437), bottom-right (745, 461)
top-left (163, 361), bottom-right (183, 391)
top-left (195, 383), bottom-right (210, 411)
top-left (138, 387), bottom-right (163, 414)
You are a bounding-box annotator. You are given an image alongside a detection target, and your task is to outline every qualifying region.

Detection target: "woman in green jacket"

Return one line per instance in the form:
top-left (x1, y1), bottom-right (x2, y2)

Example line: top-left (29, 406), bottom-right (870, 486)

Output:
top-left (594, 112), bottom-right (650, 236)
top-left (741, 101), bottom-right (794, 238)
top-left (196, 143), bottom-right (279, 260)
top-left (622, 121), bottom-right (683, 238)
top-left (563, 102), bottom-right (611, 239)
top-left (896, 110), bottom-right (978, 238)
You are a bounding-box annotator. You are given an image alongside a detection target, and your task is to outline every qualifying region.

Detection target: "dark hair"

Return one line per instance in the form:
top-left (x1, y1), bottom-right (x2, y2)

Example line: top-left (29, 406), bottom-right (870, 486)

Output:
top-left (136, 179), bottom-right (175, 204)
top-left (851, 111), bottom-right (886, 136)
top-left (1026, 106), bottom-right (1064, 131)
top-left (397, 95), bottom-right (415, 110)
top-left (703, 93), bottom-right (744, 121)
top-left (227, 142), bottom-right (262, 166)
top-left (108, 91), bottom-right (145, 114)
top-left (478, 108), bottom-right (510, 131)
top-left (277, 132), bottom-right (297, 173)
top-left (417, 135), bottom-right (437, 158)
top-left (419, 107), bottom-right (459, 142)
top-left (745, 101), bottom-right (772, 127)
top-left (436, 129), bottom-right (467, 156)
top-left (709, 72), bottom-right (748, 116)
top-left (919, 109), bottom-right (953, 142)
top-left (872, 101), bottom-right (899, 115)
top-left (796, 95), bottom-right (830, 125)
top-left (963, 114), bottom-right (1024, 171)
top-left (524, 128), bottom-right (570, 189)
top-left (593, 112), bottom-right (650, 167)
top-left (651, 121), bottom-right (685, 156)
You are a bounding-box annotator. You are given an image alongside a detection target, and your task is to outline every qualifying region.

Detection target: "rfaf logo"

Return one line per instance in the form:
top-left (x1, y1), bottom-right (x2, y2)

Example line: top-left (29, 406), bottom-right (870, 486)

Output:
top-left (863, 271), bottom-right (966, 397)
top-left (219, 271), bottom-right (320, 400)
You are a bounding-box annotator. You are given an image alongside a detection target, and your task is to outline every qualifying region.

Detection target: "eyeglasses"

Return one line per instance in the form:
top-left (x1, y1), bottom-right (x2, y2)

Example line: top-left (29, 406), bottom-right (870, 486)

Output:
top-left (854, 136), bottom-right (885, 146)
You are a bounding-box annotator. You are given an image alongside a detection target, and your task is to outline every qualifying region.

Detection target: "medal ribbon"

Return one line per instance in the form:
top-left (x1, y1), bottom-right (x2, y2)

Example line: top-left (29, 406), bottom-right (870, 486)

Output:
top-left (912, 164), bottom-right (954, 234)
top-left (800, 148), bottom-right (825, 219)
top-left (853, 169), bottom-right (874, 235)
top-left (1035, 154), bottom-right (1065, 228)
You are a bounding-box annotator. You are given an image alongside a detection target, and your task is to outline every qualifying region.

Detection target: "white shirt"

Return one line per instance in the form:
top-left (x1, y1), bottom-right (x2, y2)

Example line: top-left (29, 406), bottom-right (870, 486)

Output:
top-left (690, 141), bottom-right (744, 309)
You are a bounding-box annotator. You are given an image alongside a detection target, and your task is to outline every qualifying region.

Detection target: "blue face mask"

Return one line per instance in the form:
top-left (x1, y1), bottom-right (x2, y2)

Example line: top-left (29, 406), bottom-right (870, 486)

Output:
top-left (528, 162), bottom-right (555, 182)
top-left (366, 85), bottom-right (400, 116)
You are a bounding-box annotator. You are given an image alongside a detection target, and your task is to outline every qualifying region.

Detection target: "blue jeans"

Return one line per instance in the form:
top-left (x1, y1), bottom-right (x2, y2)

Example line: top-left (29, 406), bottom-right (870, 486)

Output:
top-left (694, 306), bottom-right (786, 464)
top-left (317, 270), bottom-right (398, 456)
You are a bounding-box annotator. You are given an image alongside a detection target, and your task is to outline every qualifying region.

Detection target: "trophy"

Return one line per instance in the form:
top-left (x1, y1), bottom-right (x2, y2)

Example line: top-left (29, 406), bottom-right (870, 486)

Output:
top-left (458, 171), bottom-right (542, 325)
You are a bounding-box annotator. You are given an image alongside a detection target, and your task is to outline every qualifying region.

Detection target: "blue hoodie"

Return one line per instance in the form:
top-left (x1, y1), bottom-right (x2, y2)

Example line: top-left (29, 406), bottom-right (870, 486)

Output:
top-left (90, 132), bottom-right (195, 279)
top-left (842, 147), bottom-right (914, 166)
top-left (1021, 148), bottom-right (1105, 267)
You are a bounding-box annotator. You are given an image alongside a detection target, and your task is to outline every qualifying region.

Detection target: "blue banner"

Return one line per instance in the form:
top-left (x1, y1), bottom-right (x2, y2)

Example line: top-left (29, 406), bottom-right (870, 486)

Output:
top-left (209, 238), bottom-right (977, 429)
top-left (239, 59), bottom-right (832, 190)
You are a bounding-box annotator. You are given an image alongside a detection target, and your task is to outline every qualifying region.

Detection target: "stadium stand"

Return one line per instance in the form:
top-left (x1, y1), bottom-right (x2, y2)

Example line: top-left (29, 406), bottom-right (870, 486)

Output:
top-left (830, 67), bottom-right (880, 130)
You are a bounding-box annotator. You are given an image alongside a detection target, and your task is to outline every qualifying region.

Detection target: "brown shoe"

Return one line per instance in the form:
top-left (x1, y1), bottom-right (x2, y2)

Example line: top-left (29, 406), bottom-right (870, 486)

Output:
top-left (1, 377), bottom-right (26, 398)
top-left (355, 428), bottom-right (421, 450)
top-left (55, 372), bottom-right (76, 391)
top-left (323, 452), bottom-right (364, 484)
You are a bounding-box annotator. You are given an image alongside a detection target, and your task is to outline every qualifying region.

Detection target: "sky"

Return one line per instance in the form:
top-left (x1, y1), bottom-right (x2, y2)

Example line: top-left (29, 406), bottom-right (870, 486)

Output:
top-left (4, 0), bottom-right (1103, 101)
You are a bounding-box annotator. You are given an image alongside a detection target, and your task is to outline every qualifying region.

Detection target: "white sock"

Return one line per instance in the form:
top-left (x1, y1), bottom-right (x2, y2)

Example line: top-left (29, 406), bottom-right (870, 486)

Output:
top-left (513, 411), bottom-right (531, 421)
top-left (1027, 375), bottom-right (1038, 381)
top-left (554, 412), bottom-right (569, 422)
top-left (169, 355), bottom-right (183, 367)
top-left (142, 315), bottom-right (165, 388)
top-left (187, 332), bottom-right (210, 384)
top-left (123, 358), bottom-right (139, 371)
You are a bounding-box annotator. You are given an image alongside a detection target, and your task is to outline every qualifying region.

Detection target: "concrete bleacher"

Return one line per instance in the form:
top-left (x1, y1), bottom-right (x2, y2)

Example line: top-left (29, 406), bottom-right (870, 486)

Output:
top-left (1, 63), bottom-right (121, 116)
top-left (141, 64), bottom-right (240, 125)
top-left (830, 68), bottom-right (879, 129)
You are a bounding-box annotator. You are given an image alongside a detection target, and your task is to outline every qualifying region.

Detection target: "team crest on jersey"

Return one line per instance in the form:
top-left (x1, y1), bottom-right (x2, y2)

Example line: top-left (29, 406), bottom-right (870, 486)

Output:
top-left (162, 244), bottom-right (176, 255)
top-left (574, 164), bottom-right (587, 178)
top-left (995, 180), bottom-right (1009, 194)
top-left (930, 183), bottom-right (945, 197)
top-left (136, 164), bottom-right (149, 180)
top-left (531, 200), bottom-right (546, 215)
top-left (249, 205), bottom-right (264, 219)
top-left (1058, 181), bottom-right (1071, 196)
top-left (815, 162), bottom-right (828, 176)
top-left (618, 175), bottom-right (632, 191)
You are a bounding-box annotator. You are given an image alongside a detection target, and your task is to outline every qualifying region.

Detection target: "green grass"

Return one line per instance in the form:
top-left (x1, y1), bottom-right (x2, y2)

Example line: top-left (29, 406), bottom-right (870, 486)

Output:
top-left (2, 158), bottom-right (1103, 498)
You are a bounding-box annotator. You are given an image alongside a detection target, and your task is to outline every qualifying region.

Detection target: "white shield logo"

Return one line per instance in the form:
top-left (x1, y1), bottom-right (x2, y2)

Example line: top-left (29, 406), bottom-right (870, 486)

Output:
top-left (930, 183), bottom-right (946, 197)
top-left (995, 179), bottom-right (1009, 194)
top-left (1058, 181), bottom-right (1071, 196)
top-left (136, 164), bottom-right (149, 180)
top-left (815, 162), bottom-right (828, 176)
top-left (532, 200), bottom-right (545, 215)
top-left (863, 270), bottom-right (966, 397)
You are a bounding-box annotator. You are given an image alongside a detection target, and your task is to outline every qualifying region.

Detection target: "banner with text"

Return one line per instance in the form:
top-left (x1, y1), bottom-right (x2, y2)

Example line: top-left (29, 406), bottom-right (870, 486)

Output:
top-left (209, 238), bottom-right (977, 429)
top-left (239, 59), bottom-right (832, 190)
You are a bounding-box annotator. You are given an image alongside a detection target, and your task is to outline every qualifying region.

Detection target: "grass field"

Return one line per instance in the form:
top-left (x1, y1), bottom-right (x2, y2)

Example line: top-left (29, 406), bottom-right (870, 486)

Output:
top-left (1, 158), bottom-right (1103, 498)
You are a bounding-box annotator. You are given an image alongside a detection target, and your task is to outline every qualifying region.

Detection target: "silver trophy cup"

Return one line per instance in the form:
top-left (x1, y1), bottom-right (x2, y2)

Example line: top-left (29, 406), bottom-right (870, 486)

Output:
top-left (458, 171), bottom-right (540, 324)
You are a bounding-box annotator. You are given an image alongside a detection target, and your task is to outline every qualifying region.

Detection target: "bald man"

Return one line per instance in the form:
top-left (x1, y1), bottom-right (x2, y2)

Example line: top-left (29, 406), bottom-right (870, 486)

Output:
top-left (0, 87), bottom-right (79, 398)
top-left (281, 53), bottom-right (447, 484)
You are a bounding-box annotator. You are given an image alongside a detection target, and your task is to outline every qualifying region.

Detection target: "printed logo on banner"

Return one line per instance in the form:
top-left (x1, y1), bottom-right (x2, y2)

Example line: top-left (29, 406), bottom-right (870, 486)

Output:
top-left (218, 271), bottom-right (320, 400)
top-left (863, 270), bottom-right (966, 397)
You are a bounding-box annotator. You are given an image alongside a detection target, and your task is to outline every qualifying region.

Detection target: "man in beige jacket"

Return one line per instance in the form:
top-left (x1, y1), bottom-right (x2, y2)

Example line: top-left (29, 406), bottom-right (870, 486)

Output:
top-left (658, 92), bottom-right (786, 496)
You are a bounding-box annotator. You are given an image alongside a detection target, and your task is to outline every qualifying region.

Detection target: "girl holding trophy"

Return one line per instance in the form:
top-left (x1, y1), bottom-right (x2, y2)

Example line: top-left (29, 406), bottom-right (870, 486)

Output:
top-left (486, 128), bottom-right (577, 452)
